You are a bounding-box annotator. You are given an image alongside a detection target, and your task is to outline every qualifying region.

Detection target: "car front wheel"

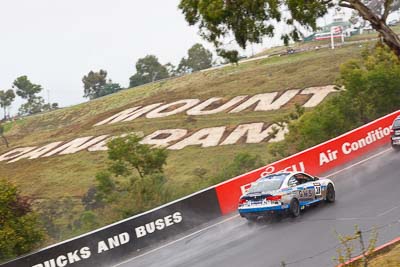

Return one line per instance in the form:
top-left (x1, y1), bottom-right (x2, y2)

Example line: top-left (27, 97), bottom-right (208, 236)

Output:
top-left (326, 183), bottom-right (335, 203)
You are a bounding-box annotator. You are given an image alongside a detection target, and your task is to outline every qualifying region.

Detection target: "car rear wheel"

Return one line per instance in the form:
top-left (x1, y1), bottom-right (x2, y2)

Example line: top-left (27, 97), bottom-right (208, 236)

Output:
top-left (245, 215), bottom-right (258, 222)
top-left (289, 198), bottom-right (300, 217)
top-left (392, 144), bottom-right (400, 151)
top-left (326, 183), bottom-right (335, 203)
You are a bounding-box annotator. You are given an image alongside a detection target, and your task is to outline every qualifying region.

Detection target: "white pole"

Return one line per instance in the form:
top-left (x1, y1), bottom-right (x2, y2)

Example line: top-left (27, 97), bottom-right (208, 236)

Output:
top-left (341, 29), bottom-right (345, 43)
top-left (331, 27), bottom-right (335, 49)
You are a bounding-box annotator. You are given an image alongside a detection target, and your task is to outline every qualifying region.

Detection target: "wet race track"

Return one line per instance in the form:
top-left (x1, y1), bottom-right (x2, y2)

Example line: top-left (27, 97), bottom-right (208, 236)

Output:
top-left (116, 147), bottom-right (400, 267)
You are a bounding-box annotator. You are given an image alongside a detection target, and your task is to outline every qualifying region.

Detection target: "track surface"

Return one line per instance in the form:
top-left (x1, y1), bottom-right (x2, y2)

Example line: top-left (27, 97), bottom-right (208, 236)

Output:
top-left (117, 147), bottom-right (400, 267)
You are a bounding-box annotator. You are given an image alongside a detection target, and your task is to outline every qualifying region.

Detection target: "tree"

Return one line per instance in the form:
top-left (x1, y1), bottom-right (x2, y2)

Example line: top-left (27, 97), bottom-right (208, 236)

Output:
top-left (129, 55), bottom-right (170, 87)
top-left (0, 124), bottom-right (10, 148)
top-left (82, 70), bottom-right (107, 99)
top-left (363, 0), bottom-right (400, 15)
top-left (107, 134), bottom-right (168, 179)
top-left (0, 179), bottom-right (44, 262)
top-left (13, 76), bottom-right (42, 100)
top-left (42, 102), bottom-right (59, 111)
top-left (17, 97), bottom-right (58, 116)
top-left (82, 70), bottom-right (122, 99)
top-left (91, 134), bottom-right (169, 216)
top-left (17, 96), bottom-right (45, 116)
top-left (179, 0), bottom-right (400, 59)
top-left (12, 76), bottom-right (54, 116)
top-left (350, 0), bottom-right (400, 28)
top-left (0, 89), bottom-right (15, 120)
top-left (178, 43), bottom-right (213, 73)
top-left (164, 62), bottom-right (179, 77)
top-left (98, 82), bottom-right (122, 98)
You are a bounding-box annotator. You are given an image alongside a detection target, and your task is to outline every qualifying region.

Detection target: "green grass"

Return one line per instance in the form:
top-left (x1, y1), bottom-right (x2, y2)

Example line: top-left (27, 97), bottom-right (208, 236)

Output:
top-left (0, 41), bottom-right (370, 243)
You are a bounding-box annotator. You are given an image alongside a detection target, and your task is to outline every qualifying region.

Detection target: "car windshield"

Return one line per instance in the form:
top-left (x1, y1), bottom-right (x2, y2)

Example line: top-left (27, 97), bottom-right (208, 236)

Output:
top-left (393, 119), bottom-right (400, 128)
top-left (248, 173), bottom-right (287, 193)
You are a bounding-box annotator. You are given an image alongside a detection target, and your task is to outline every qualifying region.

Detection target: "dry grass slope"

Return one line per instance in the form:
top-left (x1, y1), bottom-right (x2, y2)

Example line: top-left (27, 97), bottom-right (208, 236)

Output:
top-left (0, 42), bottom-right (368, 241)
top-left (0, 44), bottom-right (365, 198)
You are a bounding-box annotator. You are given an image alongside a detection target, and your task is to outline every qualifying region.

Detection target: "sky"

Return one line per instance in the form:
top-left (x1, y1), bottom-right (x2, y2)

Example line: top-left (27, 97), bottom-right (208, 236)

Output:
top-left (0, 0), bottom-right (209, 113)
top-left (0, 1), bottom-right (349, 115)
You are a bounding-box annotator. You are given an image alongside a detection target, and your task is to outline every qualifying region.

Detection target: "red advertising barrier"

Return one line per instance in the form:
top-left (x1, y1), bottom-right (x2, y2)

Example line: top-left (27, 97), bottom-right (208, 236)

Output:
top-left (215, 110), bottom-right (400, 215)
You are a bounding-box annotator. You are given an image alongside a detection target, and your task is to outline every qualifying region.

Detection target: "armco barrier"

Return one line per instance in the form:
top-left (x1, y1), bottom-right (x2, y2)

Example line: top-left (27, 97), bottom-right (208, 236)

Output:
top-left (215, 110), bottom-right (400, 214)
top-left (1, 188), bottom-right (221, 267)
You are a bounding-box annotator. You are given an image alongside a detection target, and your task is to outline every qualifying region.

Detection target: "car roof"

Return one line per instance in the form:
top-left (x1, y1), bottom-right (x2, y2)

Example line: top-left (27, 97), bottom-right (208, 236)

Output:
top-left (259, 171), bottom-right (305, 177)
top-left (258, 171), bottom-right (305, 182)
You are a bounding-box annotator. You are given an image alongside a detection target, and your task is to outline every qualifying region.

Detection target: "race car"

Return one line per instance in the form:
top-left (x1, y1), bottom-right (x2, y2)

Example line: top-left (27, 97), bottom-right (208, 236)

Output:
top-left (390, 116), bottom-right (400, 149)
top-left (238, 172), bottom-right (335, 221)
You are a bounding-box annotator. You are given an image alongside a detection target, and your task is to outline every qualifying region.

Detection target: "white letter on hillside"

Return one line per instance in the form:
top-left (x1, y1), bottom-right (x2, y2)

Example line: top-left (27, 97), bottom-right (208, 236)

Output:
top-left (0, 147), bottom-right (37, 162)
top-left (229, 89), bottom-right (299, 113)
top-left (141, 129), bottom-right (188, 148)
top-left (94, 103), bottom-right (163, 126)
top-left (221, 123), bottom-right (273, 145)
top-left (168, 127), bottom-right (226, 150)
top-left (300, 85), bottom-right (336, 108)
top-left (42, 135), bottom-right (109, 157)
top-left (8, 142), bottom-right (63, 163)
top-left (146, 99), bottom-right (200, 118)
top-left (87, 137), bottom-right (111, 152)
top-left (186, 96), bottom-right (247, 115)
top-left (87, 133), bottom-right (143, 152)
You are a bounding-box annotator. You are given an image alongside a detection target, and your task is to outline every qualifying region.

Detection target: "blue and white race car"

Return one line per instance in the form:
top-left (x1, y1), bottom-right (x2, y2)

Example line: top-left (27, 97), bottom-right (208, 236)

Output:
top-left (238, 172), bottom-right (335, 221)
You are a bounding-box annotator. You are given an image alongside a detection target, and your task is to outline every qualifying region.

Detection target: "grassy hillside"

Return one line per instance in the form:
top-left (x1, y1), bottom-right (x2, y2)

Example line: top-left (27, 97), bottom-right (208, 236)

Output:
top-left (0, 42), bottom-right (366, 241)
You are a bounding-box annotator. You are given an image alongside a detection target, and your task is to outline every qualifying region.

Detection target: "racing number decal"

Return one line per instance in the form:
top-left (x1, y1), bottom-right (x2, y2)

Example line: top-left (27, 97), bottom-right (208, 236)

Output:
top-left (314, 184), bottom-right (322, 196)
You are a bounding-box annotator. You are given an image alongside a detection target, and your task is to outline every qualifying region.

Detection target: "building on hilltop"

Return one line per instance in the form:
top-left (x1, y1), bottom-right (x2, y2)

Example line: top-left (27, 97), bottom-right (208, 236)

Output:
top-left (303, 8), bottom-right (359, 42)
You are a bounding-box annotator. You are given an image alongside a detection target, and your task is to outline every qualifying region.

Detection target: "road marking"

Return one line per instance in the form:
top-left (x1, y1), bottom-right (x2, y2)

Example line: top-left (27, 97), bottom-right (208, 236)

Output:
top-left (113, 214), bottom-right (240, 267)
top-left (114, 147), bottom-right (392, 266)
top-left (334, 217), bottom-right (361, 221)
top-left (378, 205), bottom-right (400, 217)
